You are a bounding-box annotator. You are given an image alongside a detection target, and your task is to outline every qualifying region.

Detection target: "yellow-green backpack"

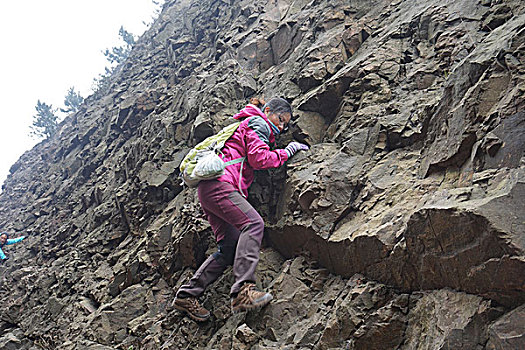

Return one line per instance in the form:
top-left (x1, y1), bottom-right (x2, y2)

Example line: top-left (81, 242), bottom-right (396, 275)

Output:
top-left (179, 121), bottom-right (246, 188)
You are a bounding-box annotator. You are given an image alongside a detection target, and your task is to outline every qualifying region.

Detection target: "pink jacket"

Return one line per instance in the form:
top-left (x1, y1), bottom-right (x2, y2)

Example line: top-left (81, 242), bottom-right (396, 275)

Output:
top-left (217, 104), bottom-right (289, 196)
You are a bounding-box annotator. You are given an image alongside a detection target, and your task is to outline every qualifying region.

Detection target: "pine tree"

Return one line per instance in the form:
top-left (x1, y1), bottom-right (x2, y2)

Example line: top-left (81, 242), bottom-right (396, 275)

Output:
top-left (60, 87), bottom-right (84, 114)
top-left (102, 26), bottom-right (136, 65)
top-left (143, 1), bottom-right (164, 27)
top-left (94, 27), bottom-right (136, 93)
top-left (92, 67), bottom-right (114, 95)
top-left (30, 100), bottom-right (58, 139)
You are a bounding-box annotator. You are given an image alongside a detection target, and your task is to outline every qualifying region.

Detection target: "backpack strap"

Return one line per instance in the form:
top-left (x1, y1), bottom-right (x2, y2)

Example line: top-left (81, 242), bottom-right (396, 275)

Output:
top-left (237, 158), bottom-right (246, 197)
top-left (222, 157), bottom-right (247, 198)
top-left (223, 157), bottom-right (246, 166)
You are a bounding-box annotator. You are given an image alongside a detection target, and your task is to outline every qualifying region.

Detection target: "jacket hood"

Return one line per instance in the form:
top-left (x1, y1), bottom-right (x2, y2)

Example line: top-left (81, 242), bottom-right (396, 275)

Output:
top-left (232, 104), bottom-right (269, 122)
top-left (233, 104), bottom-right (278, 137)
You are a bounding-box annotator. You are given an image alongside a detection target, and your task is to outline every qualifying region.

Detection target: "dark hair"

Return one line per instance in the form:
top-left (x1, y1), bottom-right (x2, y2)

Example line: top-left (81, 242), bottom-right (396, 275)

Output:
top-left (263, 97), bottom-right (293, 119)
top-left (250, 97), bottom-right (266, 109)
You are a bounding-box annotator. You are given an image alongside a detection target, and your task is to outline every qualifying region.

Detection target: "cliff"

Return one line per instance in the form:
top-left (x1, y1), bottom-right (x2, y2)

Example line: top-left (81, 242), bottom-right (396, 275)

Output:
top-left (0, 0), bottom-right (524, 349)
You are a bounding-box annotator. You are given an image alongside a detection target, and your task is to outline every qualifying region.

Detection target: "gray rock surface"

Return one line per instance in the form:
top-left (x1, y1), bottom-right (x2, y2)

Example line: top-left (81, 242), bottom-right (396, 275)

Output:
top-left (486, 304), bottom-right (525, 350)
top-left (0, 0), bottom-right (523, 348)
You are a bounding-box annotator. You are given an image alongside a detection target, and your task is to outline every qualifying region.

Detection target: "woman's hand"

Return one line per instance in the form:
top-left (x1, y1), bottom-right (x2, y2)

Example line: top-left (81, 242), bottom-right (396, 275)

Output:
top-left (285, 142), bottom-right (309, 157)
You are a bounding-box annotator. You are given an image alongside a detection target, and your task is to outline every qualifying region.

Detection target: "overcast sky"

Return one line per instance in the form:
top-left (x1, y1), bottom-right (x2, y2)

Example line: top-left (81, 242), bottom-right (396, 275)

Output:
top-left (0, 0), bottom-right (159, 188)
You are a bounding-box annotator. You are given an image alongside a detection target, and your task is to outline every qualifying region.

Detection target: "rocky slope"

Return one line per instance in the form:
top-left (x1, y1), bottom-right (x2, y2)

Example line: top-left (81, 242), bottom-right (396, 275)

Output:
top-left (0, 0), bottom-right (524, 349)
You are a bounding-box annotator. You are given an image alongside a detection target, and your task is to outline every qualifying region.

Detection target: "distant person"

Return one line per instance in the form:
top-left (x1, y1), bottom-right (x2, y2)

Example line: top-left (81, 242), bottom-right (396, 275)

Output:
top-left (0, 232), bottom-right (26, 261)
top-left (173, 97), bottom-right (309, 322)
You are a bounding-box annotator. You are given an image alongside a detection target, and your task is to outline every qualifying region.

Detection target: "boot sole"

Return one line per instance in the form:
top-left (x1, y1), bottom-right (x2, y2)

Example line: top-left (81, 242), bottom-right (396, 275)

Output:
top-left (173, 303), bottom-right (210, 322)
top-left (232, 293), bottom-right (273, 313)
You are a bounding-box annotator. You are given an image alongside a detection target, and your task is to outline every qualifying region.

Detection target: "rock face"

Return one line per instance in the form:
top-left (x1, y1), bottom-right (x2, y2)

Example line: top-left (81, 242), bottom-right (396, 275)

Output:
top-left (0, 0), bottom-right (524, 348)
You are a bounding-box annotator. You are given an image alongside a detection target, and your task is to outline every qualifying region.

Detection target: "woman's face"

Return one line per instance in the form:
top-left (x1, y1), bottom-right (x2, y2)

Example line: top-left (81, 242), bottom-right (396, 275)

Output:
top-left (265, 107), bottom-right (291, 133)
top-left (0, 234), bottom-right (7, 245)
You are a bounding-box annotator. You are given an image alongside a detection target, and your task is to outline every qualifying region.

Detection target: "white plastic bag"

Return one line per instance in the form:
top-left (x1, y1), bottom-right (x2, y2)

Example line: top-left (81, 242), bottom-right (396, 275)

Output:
top-left (192, 150), bottom-right (226, 179)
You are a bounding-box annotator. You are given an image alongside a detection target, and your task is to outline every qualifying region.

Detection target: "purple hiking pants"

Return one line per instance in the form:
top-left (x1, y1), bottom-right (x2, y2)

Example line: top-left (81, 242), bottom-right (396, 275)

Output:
top-left (176, 180), bottom-right (264, 297)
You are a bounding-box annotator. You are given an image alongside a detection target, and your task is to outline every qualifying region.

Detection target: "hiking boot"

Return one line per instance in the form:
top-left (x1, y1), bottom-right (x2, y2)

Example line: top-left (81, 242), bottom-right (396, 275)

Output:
top-left (231, 283), bottom-right (273, 313)
top-left (172, 296), bottom-right (210, 322)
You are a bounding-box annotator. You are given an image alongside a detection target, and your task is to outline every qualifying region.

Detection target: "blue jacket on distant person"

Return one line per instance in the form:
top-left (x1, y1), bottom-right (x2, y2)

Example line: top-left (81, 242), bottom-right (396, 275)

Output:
top-left (0, 232), bottom-right (26, 260)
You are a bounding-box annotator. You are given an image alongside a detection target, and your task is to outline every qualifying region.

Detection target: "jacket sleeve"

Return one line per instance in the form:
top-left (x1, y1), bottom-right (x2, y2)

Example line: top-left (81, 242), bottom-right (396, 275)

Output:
top-left (0, 248), bottom-right (6, 260)
top-left (6, 236), bottom-right (25, 245)
top-left (245, 117), bottom-right (289, 170)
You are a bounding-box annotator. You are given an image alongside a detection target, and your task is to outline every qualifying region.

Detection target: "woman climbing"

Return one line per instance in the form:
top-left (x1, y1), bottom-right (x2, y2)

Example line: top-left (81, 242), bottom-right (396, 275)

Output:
top-left (173, 97), bottom-right (309, 321)
top-left (0, 232), bottom-right (26, 261)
